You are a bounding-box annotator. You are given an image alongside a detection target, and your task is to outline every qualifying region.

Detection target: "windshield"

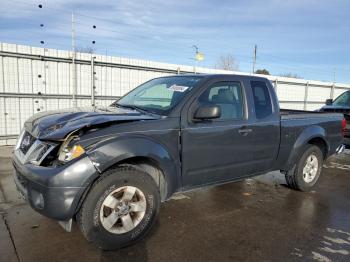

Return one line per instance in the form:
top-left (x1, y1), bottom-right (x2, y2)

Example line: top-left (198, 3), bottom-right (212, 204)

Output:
top-left (333, 91), bottom-right (350, 106)
top-left (115, 76), bottom-right (202, 115)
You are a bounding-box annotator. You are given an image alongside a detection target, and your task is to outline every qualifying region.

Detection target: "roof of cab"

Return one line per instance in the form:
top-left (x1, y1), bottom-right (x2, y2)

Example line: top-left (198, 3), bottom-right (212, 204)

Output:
top-left (161, 73), bottom-right (270, 82)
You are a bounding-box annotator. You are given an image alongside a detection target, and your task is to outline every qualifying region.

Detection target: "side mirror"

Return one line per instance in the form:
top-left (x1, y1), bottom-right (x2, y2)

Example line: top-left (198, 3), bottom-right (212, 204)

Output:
top-left (194, 104), bottom-right (221, 120)
top-left (325, 99), bottom-right (333, 105)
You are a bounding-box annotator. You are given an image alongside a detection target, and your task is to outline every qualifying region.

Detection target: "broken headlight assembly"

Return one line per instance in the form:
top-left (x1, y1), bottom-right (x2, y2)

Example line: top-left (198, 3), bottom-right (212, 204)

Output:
top-left (58, 136), bottom-right (85, 162)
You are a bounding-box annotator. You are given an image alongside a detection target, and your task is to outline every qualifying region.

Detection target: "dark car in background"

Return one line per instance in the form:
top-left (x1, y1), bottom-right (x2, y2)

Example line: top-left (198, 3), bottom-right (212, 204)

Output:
top-left (320, 90), bottom-right (350, 147)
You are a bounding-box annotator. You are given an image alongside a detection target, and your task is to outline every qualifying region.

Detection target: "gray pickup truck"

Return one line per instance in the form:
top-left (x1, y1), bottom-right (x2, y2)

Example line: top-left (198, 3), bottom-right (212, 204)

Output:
top-left (12, 74), bottom-right (345, 250)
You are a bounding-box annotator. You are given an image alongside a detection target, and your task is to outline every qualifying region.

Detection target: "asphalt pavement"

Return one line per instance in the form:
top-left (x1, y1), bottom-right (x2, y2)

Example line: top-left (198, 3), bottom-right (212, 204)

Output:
top-left (1, 146), bottom-right (349, 262)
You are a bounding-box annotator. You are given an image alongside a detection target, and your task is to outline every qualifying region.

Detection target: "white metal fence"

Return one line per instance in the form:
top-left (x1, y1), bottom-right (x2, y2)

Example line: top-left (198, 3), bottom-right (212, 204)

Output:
top-left (1, 42), bottom-right (350, 145)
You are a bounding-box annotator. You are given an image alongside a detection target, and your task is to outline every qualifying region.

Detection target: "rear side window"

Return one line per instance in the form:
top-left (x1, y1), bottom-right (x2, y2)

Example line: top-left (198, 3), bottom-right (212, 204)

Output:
top-left (251, 81), bottom-right (273, 119)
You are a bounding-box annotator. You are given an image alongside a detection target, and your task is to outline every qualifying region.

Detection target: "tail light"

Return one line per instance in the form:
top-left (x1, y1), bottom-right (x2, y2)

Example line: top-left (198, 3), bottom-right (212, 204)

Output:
top-left (341, 118), bottom-right (346, 137)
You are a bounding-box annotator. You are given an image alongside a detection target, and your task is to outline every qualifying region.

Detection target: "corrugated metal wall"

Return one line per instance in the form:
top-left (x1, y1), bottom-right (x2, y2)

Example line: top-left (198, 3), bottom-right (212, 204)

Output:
top-left (1, 42), bottom-right (350, 145)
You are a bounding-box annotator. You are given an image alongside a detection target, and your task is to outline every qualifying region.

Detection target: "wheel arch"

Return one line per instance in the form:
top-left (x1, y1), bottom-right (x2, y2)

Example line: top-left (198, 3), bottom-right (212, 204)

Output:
top-left (117, 156), bottom-right (168, 201)
top-left (86, 136), bottom-right (181, 201)
top-left (307, 137), bottom-right (328, 159)
top-left (285, 125), bottom-right (329, 171)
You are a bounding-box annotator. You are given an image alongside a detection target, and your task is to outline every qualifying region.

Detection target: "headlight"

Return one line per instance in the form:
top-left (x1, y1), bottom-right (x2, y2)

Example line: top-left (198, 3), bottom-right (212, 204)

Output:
top-left (58, 144), bottom-right (85, 162)
top-left (58, 137), bottom-right (85, 162)
top-left (15, 129), bottom-right (25, 150)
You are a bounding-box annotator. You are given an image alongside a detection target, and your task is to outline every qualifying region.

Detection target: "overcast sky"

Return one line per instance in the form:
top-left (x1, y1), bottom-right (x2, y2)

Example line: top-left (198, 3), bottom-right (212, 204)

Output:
top-left (1, 0), bottom-right (349, 83)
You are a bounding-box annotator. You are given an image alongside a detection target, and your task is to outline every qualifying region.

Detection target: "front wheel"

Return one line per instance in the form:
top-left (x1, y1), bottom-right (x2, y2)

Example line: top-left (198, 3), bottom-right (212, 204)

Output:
top-left (285, 145), bottom-right (324, 191)
top-left (77, 166), bottom-right (160, 250)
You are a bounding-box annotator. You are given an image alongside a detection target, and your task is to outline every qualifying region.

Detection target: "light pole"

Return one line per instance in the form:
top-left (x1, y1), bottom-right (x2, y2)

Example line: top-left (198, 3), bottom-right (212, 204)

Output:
top-left (71, 12), bottom-right (77, 107)
top-left (192, 45), bottom-right (205, 74)
top-left (252, 44), bottom-right (257, 74)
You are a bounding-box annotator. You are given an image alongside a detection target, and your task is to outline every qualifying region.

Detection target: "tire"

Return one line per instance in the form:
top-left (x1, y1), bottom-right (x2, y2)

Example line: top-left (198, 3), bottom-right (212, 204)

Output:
top-left (285, 145), bottom-right (324, 192)
top-left (77, 165), bottom-right (160, 250)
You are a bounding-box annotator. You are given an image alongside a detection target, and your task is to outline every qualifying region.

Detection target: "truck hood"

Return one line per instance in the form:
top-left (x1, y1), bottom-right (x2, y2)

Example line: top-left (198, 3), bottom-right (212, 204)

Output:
top-left (24, 106), bottom-right (159, 140)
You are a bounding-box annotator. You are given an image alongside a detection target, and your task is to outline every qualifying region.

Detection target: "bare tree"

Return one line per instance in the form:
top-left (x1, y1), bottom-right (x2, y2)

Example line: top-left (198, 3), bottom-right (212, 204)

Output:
top-left (279, 73), bottom-right (303, 79)
top-left (76, 46), bottom-right (95, 54)
top-left (215, 54), bottom-right (239, 71)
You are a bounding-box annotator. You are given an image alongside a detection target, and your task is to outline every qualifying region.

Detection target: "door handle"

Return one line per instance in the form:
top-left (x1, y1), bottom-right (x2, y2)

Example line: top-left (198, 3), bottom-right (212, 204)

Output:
top-left (238, 127), bottom-right (253, 136)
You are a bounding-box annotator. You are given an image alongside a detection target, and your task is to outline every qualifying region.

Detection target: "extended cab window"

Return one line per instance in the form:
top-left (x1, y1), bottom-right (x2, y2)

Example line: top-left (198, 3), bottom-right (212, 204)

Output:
top-left (251, 81), bottom-right (273, 119)
top-left (199, 81), bottom-right (243, 120)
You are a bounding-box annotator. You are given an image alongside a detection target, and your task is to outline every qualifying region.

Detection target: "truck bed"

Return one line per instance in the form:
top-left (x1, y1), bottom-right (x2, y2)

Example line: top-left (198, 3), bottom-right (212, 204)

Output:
top-left (275, 108), bottom-right (344, 171)
top-left (280, 108), bottom-right (341, 119)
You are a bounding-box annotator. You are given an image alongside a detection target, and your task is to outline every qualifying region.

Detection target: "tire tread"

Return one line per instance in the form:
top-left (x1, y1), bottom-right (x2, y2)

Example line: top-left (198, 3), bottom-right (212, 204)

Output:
top-left (285, 144), bottom-right (323, 192)
top-left (76, 165), bottom-right (160, 250)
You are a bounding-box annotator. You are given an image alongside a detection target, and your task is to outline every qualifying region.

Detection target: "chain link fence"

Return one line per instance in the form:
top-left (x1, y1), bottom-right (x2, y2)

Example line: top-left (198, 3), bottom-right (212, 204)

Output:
top-left (1, 42), bottom-right (350, 145)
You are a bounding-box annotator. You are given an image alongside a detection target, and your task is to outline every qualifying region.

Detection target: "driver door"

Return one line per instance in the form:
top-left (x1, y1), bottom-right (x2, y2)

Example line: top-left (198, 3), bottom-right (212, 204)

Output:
top-left (181, 80), bottom-right (256, 188)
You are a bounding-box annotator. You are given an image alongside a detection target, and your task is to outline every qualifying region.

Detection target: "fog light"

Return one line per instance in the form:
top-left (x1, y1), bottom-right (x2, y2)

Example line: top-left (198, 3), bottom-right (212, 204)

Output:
top-left (31, 190), bottom-right (44, 209)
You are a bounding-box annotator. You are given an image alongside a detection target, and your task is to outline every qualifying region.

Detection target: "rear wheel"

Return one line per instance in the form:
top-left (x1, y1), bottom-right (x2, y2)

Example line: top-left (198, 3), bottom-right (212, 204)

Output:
top-left (77, 166), bottom-right (160, 250)
top-left (285, 145), bottom-right (323, 191)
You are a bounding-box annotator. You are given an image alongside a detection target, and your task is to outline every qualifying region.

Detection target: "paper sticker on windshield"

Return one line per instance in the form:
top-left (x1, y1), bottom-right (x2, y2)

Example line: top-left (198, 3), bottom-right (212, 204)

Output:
top-left (168, 84), bottom-right (189, 92)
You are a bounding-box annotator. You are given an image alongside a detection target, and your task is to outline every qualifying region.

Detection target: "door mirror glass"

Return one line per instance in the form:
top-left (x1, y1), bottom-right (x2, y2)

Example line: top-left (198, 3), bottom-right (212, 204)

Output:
top-left (325, 99), bottom-right (333, 105)
top-left (194, 104), bottom-right (221, 120)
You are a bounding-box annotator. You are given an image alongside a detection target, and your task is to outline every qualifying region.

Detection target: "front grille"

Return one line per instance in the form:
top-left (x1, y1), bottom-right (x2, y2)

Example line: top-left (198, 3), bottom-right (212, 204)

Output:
top-left (19, 132), bottom-right (36, 154)
top-left (27, 142), bottom-right (54, 165)
top-left (15, 131), bottom-right (56, 166)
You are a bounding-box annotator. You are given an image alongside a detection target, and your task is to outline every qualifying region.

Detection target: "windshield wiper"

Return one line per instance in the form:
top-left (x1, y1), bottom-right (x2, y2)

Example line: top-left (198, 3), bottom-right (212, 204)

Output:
top-left (114, 103), bottom-right (153, 114)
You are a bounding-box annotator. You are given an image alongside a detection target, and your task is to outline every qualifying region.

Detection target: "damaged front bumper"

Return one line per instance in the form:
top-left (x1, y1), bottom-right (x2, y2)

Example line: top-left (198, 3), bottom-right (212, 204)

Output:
top-left (12, 151), bottom-right (99, 222)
